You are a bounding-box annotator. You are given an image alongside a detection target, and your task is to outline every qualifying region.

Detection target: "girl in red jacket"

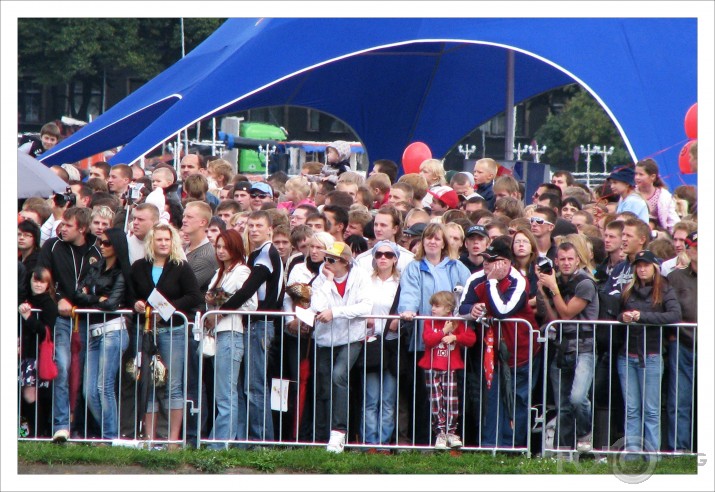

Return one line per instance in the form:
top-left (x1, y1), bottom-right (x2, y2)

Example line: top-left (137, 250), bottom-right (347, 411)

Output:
top-left (419, 291), bottom-right (476, 449)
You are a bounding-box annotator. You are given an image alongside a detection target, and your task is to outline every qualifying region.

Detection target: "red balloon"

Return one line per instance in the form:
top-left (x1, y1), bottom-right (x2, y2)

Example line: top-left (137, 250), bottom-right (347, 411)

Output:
top-left (401, 142), bottom-right (432, 174)
top-left (678, 140), bottom-right (696, 174)
top-left (684, 103), bottom-right (697, 139)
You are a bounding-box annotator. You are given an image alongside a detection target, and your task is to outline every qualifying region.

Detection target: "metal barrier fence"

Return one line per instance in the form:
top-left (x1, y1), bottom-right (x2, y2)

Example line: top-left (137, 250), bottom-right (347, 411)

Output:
top-left (19, 309), bottom-right (696, 458)
top-left (540, 320), bottom-right (697, 460)
top-left (18, 309), bottom-right (191, 449)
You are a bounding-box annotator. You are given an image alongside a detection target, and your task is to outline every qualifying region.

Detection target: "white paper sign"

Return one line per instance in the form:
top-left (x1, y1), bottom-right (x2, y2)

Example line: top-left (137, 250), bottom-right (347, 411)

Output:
top-left (295, 306), bottom-right (316, 327)
top-left (270, 378), bottom-right (291, 412)
top-left (147, 288), bottom-right (176, 322)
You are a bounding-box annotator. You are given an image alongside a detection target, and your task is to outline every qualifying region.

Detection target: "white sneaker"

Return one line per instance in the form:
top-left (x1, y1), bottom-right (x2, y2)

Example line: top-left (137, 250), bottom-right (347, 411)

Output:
top-left (434, 433), bottom-right (448, 450)
top-left (577, 433), bottom-right (592, 453)
top-left (326, 430), bottom-right (346, 454)
top-left (447, 433), bottom-right (463, 448)
top-left (52, 429), bottom-right (70, 443)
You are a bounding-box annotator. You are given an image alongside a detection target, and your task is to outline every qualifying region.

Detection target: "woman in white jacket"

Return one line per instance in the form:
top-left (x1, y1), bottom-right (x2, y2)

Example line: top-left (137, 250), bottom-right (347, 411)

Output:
top-left (204, 229), bottom-right (257, 449)
top-left (635, 158), bottom-right (680, 234)
top-left (311, 241), bottom-right (373, 453)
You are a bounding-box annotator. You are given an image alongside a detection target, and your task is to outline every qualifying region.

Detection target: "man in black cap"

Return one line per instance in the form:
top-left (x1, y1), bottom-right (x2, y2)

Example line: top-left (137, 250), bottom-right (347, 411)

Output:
top-left (233, 181), bottom-right (253, 211)
top-left (460, 224), bottom-right (490, 274)
top-left (400, 221), bottom-right (427, 250)
top-left (608, 166), bottom-right (649, 224)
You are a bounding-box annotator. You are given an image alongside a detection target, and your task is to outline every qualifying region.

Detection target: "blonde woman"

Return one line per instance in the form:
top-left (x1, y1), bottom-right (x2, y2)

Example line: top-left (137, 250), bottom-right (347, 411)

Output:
top-left (131, 223), bottom-right (203, 447)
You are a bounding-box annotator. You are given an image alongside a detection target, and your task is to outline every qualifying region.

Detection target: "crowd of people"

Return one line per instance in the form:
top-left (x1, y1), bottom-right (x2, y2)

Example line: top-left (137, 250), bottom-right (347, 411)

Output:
top-left (18, 138), bottom-right (698, 458)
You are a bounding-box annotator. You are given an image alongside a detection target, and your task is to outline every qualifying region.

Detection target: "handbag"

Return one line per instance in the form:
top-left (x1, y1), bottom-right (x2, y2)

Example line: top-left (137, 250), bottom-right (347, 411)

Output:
top-left (150, 354), bottom-right (167, 386)
top-left (38, 326), bottom-right (59, 381)
top-left (199, 334), bottom-right (216, 358)
top-left (361, 336), bottom-right (384, 372)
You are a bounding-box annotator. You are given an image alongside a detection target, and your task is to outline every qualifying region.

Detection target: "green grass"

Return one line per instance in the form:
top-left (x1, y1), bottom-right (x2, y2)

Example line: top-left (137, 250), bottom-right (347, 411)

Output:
top-left (18, 442), bottom-right (698, 475)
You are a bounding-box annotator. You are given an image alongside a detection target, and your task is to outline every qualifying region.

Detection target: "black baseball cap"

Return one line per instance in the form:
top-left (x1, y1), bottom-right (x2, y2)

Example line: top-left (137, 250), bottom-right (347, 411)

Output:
top-left (465, 224), bottom-right (488, 238)
top-left (233, 181), bottom-right (251, 192)
top-left (685, 231), bottom-right (697, 248)
top-left (403, 222), bottom-right (428, 237)
top-left (479, 241), bottom-right (513, 262)
top-left (632, 249), bottom-right (660, 266)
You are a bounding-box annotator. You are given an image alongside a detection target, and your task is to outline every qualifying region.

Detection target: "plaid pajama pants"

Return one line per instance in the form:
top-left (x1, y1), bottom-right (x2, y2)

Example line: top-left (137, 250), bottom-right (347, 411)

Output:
top-left (425, 369), bottom-right (459, 435)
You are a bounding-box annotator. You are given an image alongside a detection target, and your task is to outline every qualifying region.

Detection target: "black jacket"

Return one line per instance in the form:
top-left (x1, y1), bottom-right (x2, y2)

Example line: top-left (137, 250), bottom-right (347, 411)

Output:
top-left (19, 292), bottom-right (58, 359)
top-left (37, 234), bottom-right (101, 313)
top-left (131, 258), bottom-right (202, 328)
top-left (617, 281), bottom-right (681, 357)
top-left (75, 259), bottom-right (132, 324)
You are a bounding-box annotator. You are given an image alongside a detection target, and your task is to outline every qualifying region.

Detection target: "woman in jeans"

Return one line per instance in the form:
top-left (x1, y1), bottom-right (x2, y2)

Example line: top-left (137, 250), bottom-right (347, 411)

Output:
top-left (204, 229), bottom-right (256, 449)
top-left (617, 250), bottom-right (681, 459)
top-left (75, 228), bottom-right (134, 440)
top-left (132, 224), bottom-right (202, 446)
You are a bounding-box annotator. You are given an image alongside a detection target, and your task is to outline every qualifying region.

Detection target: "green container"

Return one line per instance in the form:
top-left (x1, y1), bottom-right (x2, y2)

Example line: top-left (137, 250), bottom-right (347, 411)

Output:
top-left (238, 122), bottom-right (287, 173)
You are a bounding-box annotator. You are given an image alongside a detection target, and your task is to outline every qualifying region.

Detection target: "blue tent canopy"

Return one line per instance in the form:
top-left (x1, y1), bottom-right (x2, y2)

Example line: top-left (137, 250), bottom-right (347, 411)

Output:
top-left (40, 18), bottom-right (697, 188)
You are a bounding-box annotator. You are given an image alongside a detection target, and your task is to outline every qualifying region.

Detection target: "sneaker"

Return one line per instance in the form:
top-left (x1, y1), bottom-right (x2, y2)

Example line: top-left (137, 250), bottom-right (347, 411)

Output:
top-left (446, 433), bottom-right (463, 448)
top-left (576, 433), bottom-right (592, 453)
top-left (434, 433), bottom-right (448, 450)
top-left (326, 430), bottom-right (346, 454)
top-left (19, 418), bottom-right (29, 438)
top-left (52, 429), bottom-right (70, 443)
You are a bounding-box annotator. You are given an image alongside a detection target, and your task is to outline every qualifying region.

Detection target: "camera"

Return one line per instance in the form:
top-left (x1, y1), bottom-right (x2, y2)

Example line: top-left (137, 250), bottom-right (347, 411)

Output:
top-left (53, 187), bottom-right (76, 208)
top-left (536, 256), bottom-right (553, 275)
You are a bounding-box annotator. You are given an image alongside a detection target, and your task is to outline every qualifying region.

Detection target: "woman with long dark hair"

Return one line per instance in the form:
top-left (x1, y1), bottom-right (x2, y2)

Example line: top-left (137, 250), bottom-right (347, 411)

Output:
top-left (75, 227), bottom-right (134, 440)
top-left (204, 229), bottom-right (256, 449)
top-left (617, 250), bottom-right (681, 458)
top-left (634, 158), bottom-right (680, 234)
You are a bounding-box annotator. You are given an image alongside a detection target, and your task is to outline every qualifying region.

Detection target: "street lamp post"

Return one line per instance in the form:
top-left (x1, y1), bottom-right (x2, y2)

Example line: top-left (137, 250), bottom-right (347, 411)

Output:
top-left (528, 144), bottom-right (547, 163)
top-left (458, 144), bottom-right (477, 160)
top-left (258, 144), bottom-right (277, 180)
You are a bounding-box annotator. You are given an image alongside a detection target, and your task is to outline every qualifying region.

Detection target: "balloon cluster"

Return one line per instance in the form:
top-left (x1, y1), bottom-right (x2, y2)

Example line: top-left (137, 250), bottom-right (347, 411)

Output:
top-left (679, 103), bottom-right (697, 174)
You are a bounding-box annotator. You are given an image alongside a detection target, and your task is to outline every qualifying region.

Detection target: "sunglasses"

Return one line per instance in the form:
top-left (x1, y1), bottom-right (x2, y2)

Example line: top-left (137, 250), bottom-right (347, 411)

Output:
top-left (529, 216), bottom-right (553, 226)
top-left (250, 193), bottom-right (270, 199)
top-left (374, 251), bottom-right (396, 259)
top-left (324, 257), bottom-right (340, 264)
top-left (99, 239), bottom-right (113, 247)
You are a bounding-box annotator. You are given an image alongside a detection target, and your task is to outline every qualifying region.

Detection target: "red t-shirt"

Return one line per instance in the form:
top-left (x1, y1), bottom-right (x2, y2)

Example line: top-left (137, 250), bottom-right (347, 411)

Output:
top-left (334, 278), bottom-right (348, 297)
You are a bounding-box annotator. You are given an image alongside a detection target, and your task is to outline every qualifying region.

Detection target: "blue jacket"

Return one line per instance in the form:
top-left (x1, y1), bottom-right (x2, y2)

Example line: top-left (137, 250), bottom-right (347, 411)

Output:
top-left (398, 257), bottom-right (471, 352)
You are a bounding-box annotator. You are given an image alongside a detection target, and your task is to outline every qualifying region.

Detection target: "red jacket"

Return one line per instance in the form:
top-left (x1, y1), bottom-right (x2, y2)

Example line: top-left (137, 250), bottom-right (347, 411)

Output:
top-left (418, 319), bottom-right (476, 371)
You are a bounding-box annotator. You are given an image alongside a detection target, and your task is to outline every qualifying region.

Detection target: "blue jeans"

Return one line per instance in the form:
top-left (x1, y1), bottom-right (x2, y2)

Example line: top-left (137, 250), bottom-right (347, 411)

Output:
top-left (209, 331), bottom-right (247, 447)
top-left (617, 353), bottom-right (663, 453)
top-left (362, 370), bottom-right (397, 445)
top-left (244, 320), bottom-right (274, 441)
top-left (667, 341), bottom-right (695, 452)
top-left (316, 342), bottom-right (362, 435)
top-left (52, 317), bottom-right (73, 433)
top-left (84, 327), bottom-right (129, 439)
top-left (549, 351), bottom-right (594, 448)
top-left (147, 326), bottom-right (186, 413)
top-left (481, 351), bottom-right (542, 448)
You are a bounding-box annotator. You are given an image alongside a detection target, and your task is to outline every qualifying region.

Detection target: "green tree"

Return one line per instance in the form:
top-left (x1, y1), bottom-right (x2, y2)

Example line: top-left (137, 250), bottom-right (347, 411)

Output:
top-left (18, 18), bottom-right (224, 120)
top-left (534, 85), bottom-right (630, 172)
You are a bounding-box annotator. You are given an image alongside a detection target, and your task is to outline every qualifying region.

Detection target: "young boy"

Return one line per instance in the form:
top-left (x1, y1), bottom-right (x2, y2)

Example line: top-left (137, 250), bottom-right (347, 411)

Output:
top-left (147, 167), bottom-right (174, 224)
top-left (320, 140), bottom-right (352, 184)
top-left (418, 291), bottom-right (476, 449)
top-left (20, 122), bottom-right (62, 158)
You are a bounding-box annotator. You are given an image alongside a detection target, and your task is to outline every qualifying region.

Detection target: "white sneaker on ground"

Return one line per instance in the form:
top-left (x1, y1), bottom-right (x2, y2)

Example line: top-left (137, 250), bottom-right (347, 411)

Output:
top-left (52, 429), bottom-right (70, 443)
top-left (576, 433), bottom-right (592, 453)
top-left (434, 433), bottom-right (448, 450)
top-left (447, 433), bottom-right (463, 448)
top-left (326, 430), bottom-right (346, 454)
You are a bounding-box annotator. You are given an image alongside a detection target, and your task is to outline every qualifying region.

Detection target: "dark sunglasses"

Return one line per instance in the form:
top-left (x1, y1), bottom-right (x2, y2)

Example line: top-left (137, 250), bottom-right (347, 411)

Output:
top-left (99, 239), bottom-right (113, 247)
top-left (374, 251), bottom-right (396, 259)
top-left (324, 257), bottom-right (339, 264)
top-left (250, 193), bottom-right (270, 199)
top-left (529, 216), bottom-right (553, 226)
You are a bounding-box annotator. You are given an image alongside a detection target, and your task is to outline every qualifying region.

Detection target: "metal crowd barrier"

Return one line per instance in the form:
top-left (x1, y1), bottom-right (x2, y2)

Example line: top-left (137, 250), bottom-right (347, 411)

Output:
top-left (17, 309), bottom-right (191, 449)
top-left (196, 311), bottom-right (542, 456)
top-left (540, 320), bottom-right (697, 460)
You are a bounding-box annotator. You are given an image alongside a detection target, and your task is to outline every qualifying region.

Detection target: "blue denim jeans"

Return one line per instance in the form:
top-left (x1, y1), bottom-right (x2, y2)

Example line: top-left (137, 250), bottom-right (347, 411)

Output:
top-left (147, 325), bottom-right (186, 413)
top-left (84, 327), bottom-right (129, 439)
top-left (362, 370), bottom-right (397, 445)
top-left (667, 341), bottom-right (695, 452)
top-left (51, 317), bottom-right (73, 433)
top-left (244, 320), bottom-right (274, 441)
top-left (549, 351), bottom-right (594, 448)
top-left (316, 342), bottom-right (362, 435)
top-left (481, 351), bottom-right (542, 448)
top-left (617, 353), bottom-right (663, 453)
top-left (209, 331), bottom-right (247, 447)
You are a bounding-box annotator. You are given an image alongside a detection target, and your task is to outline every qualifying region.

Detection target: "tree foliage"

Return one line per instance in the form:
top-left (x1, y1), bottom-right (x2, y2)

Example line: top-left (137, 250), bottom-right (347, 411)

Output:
top-left (18, 18), bottom-right (224, 119)
top-left (534, 86), bottom-right (630, 172)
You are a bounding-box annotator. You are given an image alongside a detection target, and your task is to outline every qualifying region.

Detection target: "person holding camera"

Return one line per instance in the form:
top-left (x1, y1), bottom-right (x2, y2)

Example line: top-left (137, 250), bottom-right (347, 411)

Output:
top-left (40, 188), bottom-right (76, 246)
top-left (538, 241), bottom-right (599, 453)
